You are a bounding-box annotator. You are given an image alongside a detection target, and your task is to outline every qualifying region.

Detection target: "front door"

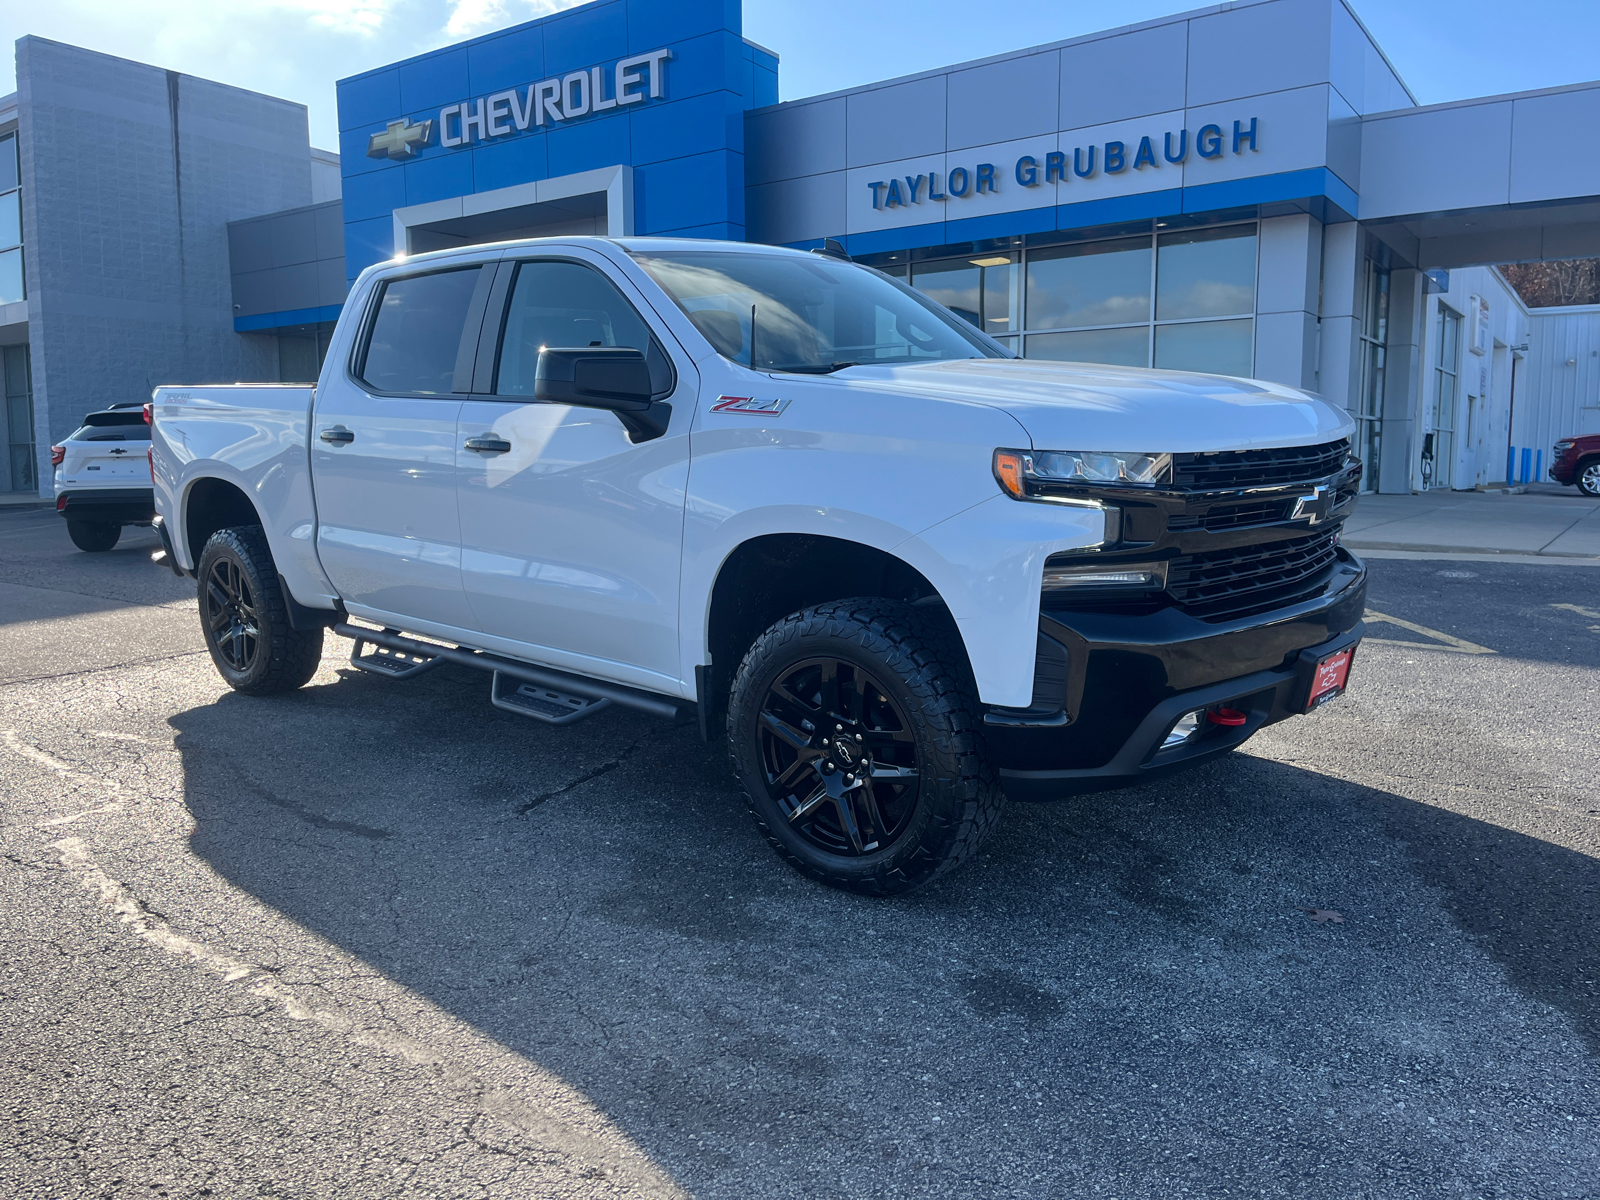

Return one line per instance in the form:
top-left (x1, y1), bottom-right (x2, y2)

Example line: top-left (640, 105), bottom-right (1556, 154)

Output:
top-left (312, 263), bottom-right (490, 631)
top-left (455, 255), bottom-right (691, 693)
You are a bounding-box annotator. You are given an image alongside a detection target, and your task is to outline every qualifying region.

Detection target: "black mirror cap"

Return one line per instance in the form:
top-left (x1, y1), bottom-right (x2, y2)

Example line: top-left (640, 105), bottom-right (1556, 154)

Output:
top-left (533, 346), bottom-right (670, 443)
top-left (534, 347), bottom-right (654, 409)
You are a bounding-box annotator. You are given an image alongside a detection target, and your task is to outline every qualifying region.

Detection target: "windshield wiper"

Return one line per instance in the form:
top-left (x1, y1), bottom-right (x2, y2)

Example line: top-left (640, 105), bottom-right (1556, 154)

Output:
top-left (770, 361), bottom-right (862, 374)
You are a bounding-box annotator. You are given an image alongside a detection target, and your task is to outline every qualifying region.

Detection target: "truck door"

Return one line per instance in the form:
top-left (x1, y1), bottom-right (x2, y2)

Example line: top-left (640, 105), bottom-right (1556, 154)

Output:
top-left (454, 255), bottom-right (691, 694)
top-left (311, 262), bottom-right (492, 632)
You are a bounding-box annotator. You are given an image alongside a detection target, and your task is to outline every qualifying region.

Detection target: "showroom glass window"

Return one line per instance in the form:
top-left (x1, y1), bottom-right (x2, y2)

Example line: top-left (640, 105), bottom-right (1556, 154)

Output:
top-left (0, 131), bottom-right (33, 492)
top-left (0, 132), bottom-right (20, 307)
top-left (906, 222), bottom-right (1258, 375)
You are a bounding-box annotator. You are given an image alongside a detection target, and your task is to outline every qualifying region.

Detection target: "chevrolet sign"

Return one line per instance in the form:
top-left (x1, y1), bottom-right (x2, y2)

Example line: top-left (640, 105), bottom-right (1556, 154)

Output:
top-left (368, 48), bottom-right (675, 159)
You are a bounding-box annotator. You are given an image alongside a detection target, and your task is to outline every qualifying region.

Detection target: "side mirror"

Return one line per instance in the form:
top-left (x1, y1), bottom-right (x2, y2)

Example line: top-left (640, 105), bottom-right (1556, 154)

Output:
top-left (533, 347), bottom-right (670, 442)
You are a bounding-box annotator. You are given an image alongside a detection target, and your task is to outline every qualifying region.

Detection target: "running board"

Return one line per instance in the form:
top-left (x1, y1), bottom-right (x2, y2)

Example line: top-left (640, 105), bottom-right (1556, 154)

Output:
top-left (332, 623), bottom-right (686, 722)
top-left (349, 630), bottom-right (444, 679)
top-left (490, 671), bottom-right (610, 725)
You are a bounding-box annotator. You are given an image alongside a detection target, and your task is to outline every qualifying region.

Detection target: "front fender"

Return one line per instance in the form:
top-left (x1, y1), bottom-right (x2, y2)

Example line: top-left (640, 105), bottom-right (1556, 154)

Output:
top-left (892, 495), bottom-right (1106, 707)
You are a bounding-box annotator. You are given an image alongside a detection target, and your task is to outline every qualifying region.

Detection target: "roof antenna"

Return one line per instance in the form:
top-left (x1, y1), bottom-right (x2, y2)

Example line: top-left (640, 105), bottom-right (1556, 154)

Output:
top-left (811, 237), bottom-right (850, 261)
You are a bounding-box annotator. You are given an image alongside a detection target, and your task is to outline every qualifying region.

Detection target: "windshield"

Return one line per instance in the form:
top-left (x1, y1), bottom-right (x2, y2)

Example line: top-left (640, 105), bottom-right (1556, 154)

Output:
top-left (631, 249), bottom-right (1008, 373)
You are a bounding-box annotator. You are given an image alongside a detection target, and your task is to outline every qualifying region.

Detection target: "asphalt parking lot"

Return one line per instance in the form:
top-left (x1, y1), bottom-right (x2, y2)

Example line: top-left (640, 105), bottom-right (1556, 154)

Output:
top-left (2, 505), bottom-right (1598, 1199)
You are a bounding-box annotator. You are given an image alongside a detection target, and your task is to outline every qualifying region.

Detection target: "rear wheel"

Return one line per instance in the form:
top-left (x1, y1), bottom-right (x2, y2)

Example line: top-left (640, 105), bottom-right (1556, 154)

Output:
top-left (1577, 458), bottom-right (1600, 498)
top-left (727, 598), bottom-right (1003, 895)
top-left (66, 520), bottom-right (120, 552)
top-left (197, 526), bottom-right (323, 695)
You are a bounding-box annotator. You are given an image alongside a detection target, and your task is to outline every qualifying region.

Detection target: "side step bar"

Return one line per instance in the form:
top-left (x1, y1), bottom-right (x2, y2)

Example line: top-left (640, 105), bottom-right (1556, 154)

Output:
top-left (333, 622), bottom-right (687, 723)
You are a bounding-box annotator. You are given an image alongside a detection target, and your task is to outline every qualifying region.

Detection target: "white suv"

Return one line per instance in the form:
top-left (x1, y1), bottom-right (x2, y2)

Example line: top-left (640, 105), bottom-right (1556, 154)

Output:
top-left (51, 403), bottom-right (155, 551)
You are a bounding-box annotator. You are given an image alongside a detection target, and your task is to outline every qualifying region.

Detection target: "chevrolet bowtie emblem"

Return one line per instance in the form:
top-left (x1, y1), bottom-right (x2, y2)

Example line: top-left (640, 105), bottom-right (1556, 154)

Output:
top-left (1290, 484), bottom-right (1335, 525)
top-left (367, 118), bottom-right (433, 160)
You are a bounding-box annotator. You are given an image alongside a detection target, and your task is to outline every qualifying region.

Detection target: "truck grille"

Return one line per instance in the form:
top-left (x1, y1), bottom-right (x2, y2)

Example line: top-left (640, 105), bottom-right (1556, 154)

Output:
top-left (1172, 439), bottom-right (1350, 490)
top-left (1167, 526), bottom-right (1342, 619)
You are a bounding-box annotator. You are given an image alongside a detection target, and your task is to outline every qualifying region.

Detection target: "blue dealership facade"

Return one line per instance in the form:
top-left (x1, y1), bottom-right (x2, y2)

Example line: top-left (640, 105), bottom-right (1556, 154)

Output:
top-left (4, 0), bottom-right (1600, 499)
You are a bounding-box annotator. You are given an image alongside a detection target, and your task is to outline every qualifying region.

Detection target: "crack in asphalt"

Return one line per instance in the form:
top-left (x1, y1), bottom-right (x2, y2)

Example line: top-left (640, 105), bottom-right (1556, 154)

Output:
top-left (516, 721), bottom-right (692, 816)
top-left (38, 835), bottom-right (690, 1198)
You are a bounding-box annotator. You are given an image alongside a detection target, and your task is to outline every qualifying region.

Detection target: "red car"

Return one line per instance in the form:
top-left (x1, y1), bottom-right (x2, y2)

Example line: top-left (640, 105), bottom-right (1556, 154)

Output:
top-left (1551, 434), bottom-right (1600, 497)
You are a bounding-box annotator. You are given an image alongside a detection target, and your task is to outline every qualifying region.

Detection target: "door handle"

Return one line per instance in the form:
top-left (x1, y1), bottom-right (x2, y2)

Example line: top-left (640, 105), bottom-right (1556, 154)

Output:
top-left (464, 435), bottom-right (512, 454)
top-left (320, 426), bottom-right (355, 445)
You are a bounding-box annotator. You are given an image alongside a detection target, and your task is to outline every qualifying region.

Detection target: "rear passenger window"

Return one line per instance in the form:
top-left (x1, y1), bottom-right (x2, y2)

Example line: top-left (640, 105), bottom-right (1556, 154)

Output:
top-left (494, 261), bottom-right (673, 398)
top-left (359, 267), bottom-right (482, 395)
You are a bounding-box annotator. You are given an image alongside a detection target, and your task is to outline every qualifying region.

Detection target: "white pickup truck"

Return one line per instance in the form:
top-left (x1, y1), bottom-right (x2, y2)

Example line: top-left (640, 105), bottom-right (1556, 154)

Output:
top-left (151, 236), bottom-right (1366, 894)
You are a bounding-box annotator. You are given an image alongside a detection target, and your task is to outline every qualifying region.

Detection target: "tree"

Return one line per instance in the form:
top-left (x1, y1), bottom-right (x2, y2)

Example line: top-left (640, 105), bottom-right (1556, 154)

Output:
top-left (1500, 259), bottom-right (1600, 308)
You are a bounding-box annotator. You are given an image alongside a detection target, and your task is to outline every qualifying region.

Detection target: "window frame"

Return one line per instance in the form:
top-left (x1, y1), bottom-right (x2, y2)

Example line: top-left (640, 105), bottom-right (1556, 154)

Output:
top-left (348, 261), bottom-right (495, 400)
top-left (476, 255), bottom-right (679, 403)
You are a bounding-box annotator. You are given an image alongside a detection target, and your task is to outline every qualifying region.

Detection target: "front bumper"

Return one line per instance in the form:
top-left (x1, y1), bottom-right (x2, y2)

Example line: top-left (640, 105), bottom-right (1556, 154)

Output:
top-left (56, 487), bottom-right (156, 525)
top-left (986, 547), bottom-right (1367, 799)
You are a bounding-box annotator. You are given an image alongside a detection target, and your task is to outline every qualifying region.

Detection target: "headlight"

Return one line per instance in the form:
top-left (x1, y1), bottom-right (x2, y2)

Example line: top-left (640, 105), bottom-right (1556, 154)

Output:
top-left (994, 448), bottom-right (1172, 500)
top-left (1555, 440), bottom-right (1574, 450)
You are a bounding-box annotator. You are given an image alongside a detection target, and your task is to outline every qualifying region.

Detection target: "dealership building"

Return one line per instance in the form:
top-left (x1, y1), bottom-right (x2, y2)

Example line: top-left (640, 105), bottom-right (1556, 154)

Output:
top-left (4, 0), bottom-right (1600, 499)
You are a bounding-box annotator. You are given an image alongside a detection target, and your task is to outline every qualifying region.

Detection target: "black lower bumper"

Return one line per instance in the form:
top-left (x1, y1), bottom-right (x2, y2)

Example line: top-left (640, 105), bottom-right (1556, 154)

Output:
top-left (986, 548), bottom-right (1367, 799)
top-left (56, 488), bottom-right (155, 526)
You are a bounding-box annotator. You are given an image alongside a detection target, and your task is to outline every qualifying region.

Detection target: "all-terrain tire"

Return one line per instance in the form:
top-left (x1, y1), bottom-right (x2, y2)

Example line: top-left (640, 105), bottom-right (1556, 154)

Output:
top-left (67, 520), bottom-right (120, 552)
top-left (197, 525), bottom-right (323, 695)
top-left (1577, 458), bottom-right (1600, 498)
top-left (727, 598), bottom-right (1004, 895)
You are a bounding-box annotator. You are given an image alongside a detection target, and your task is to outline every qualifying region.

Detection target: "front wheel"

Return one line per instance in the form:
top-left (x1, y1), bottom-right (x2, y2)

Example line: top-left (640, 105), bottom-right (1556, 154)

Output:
top-left (66, 520), bottom-right (120, 552)
top-left (197, 526), bottom-right (323, 695)
top-left (727, 599), bottom-right (1003, 895)
top-left (1577, 459), bottom-right (1600, 498)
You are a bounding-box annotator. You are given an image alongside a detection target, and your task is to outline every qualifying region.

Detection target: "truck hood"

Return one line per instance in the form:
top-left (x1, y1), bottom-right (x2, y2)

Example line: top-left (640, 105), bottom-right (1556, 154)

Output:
top-left (822, 358), bottom-right (1354, 452)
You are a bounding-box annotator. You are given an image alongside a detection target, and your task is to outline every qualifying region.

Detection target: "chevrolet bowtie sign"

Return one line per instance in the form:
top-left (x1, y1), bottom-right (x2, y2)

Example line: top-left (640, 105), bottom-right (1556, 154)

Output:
top-left (367, 48), bottom-right (671, 161)
top-left (367, 118), bottom-right (433, 160)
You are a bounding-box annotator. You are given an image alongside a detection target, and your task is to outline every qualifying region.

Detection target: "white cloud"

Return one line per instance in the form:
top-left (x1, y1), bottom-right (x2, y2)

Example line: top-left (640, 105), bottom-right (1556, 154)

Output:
top-left (264, 0), bottom-right (397, 38)
top-left (445, 0), bottom-right (585, 38)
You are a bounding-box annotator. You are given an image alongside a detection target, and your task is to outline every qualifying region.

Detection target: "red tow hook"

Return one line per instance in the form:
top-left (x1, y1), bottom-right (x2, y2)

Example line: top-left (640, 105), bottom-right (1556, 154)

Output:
top-left (1206, 707), bottom-right (1248, 727)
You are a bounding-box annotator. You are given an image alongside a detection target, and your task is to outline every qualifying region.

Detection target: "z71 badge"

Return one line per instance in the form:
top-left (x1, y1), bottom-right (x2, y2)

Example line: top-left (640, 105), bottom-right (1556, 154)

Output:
top-left (710, 396), bottom-right (791, 416)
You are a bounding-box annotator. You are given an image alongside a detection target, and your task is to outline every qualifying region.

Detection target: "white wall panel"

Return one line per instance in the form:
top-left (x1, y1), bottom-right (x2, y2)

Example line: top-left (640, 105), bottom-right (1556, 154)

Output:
top-left (1181, 86), bottom-right (1331, 188)
top-left (746, 98), bottom-right (846, 186)
top-left (746, 171), bottom-right (846, 245)
top-left (1059, 20), bottom-right (1188, 128)
top-left (845, 76), bottom-right (946, 169)
top-left (947, 51), bottom-right (1059, 152)
top-left (1359, 102), bottom-right (1512, 218)
top-left (1521, 307), bottom-right (1600, 453)
top-left (1186, 0), bottom-right (1331, 107)
top-left (1508, 89), bottom-right (1600, 206)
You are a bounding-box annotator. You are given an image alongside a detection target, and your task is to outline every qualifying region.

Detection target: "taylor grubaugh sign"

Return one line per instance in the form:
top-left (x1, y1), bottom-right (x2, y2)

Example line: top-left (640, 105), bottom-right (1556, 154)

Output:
top-left (865, 117), bottom-right (1261, 210)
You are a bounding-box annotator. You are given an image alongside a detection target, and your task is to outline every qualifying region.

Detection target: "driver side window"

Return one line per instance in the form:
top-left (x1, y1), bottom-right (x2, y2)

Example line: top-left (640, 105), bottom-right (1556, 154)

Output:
top-left (493, 260), bottom-right (673, 397)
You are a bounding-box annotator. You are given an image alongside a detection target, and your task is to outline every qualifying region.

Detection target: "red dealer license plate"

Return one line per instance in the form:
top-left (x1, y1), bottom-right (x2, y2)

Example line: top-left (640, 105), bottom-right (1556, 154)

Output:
top-left (1306, 647), bottom-right (1354, 711)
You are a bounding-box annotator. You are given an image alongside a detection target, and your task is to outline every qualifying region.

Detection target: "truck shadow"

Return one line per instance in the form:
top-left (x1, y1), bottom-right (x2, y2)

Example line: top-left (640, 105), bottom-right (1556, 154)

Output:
top-left (170, 662), bottom-right (1600, 1195)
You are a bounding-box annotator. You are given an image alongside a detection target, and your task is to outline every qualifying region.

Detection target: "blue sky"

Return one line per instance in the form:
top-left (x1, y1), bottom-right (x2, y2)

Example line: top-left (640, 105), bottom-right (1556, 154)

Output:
top-left (0, 0), bottom-right (1595, 149)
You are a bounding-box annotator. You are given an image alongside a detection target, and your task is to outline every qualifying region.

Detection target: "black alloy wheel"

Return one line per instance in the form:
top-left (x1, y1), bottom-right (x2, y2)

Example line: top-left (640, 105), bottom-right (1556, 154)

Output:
top-left (757, 656), bottom-right (921, 856)
top-left (196, 525), bottom-right (323, 695)
top-left (728, 598), bottom-right (1004, 895)
top-left (204, 554), bottom-right (260, 674)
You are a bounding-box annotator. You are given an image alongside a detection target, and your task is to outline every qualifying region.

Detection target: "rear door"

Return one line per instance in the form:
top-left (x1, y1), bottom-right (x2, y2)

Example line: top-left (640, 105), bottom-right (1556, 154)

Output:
top-left (311, 260), bottom-right (494, 632)
top-left (453, 253), bottom-right (693, 691)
